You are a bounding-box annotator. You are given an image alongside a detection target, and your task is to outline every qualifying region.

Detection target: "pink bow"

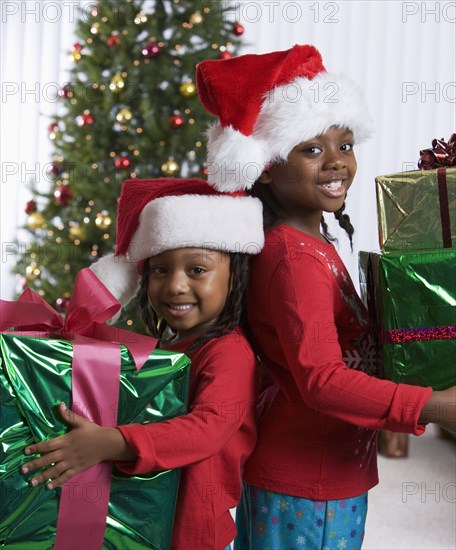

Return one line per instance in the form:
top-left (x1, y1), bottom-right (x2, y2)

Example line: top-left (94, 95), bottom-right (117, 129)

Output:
top-left (1, 267), bottom-right (158, 549)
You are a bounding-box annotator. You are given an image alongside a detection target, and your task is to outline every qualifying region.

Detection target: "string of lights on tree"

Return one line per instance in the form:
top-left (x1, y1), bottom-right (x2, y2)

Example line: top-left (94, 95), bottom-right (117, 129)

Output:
top-left (15, 0), bottom-right (244, 331)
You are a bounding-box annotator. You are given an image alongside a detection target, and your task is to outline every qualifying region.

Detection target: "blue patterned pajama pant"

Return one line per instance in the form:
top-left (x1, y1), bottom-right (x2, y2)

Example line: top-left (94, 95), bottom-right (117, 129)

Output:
top-left (234, 483), bottom-right (368, 550)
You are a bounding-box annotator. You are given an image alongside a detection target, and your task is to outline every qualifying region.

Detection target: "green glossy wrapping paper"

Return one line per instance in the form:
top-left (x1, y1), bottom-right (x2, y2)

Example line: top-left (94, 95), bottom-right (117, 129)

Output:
top-left (0, 334), bottom-right (190, 549)
top-left (359, 250), bottom-right (456, 390)
top-left (376, 168), bottom-right (456, 250)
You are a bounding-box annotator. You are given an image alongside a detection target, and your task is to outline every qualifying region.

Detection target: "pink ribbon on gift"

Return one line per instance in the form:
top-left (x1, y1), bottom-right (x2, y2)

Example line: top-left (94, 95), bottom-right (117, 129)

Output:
top-left (0, 267), bottom-right (158, 550)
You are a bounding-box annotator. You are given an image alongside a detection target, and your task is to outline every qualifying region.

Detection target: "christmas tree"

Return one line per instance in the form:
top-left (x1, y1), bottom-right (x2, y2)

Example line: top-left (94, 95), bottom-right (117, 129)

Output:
top-left (15, 0), bottom-right (244, 331)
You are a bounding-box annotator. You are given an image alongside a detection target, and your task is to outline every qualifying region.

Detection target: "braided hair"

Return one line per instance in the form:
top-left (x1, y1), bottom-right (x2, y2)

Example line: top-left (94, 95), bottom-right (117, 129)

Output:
top-left (250, 181), bottom-right (354, 250)
top-left (138, 252), bottom-right (250, 353)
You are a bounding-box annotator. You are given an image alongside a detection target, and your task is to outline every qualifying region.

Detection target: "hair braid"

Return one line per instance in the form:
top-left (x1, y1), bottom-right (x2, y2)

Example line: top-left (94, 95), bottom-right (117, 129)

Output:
top-left (334, 202), bottom-right (354, 250)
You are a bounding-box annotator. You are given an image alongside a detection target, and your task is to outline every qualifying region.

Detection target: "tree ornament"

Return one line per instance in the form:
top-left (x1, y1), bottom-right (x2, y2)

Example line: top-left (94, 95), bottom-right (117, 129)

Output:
top-left (55, 296), bottom-right (70, 313)
top-left (219, 51), bottom-right (233, 60)
top-left (169, 113), bottom-right (185, 129)
top-left (142, 41), bottom-right (161, 58)
top-left (134, 12), bottom-right (148, 24)
top-left (25, 263), bottom-right (41, 281)
top-left (76, 111), bottom-right (95, 126)
top-left (161, 159), bottom-right (180, 176)
top-left (179, 82), bottom-right (197, 98)
top-left (25, 200), bottom-right (37, 215)
top-left (73, 42), bottom-right (83, 51)
top-left (90, 22), bottom-right (100, 34)
top-left (69, 48), bottom-right (82, 62)
top-left (116, 107), bottom-right (133, 123)
top-left (27, 212), bottom-right (45, 230)
top-left (58, 84), bottom-right (72, 99)
top-left (107, 34), bottom-right (121, 47)
top-left (54, 185), bottom-right (73, 206)
top-left (69, 225), bottom-right (85, 240)
top-left (109, 72), bottom-right (125, 92)
top-left (48, 122), bottom-right (59, 133)
top-left (48, 122), bottom-right (60, 140)
top-left (190, 11), bottom-right (203, 24)
top-left (48, 161), bottom-right (62, 176)
top-left (233, 22), bottom-right (245, 36)
top-left (114, 154), bottom-right (131, 170)
top-left (95, 212), bottom-right (112, 230)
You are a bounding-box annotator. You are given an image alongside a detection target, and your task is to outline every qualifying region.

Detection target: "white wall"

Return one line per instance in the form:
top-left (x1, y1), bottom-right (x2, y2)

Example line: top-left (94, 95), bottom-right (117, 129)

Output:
top-left (1, 0), bottom-right (455, 298)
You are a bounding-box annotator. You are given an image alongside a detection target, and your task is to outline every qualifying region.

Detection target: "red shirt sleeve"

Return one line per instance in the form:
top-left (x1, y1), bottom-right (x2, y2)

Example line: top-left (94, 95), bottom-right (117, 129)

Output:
top-left (115, 335), bottom-right (258, 474)
top-left (267, 254), bottom-right (431, 435)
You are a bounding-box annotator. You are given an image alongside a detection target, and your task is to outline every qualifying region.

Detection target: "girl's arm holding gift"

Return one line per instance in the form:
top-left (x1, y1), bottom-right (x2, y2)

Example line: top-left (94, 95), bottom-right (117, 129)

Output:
top-left (21, 401), bottom-right (136, 490)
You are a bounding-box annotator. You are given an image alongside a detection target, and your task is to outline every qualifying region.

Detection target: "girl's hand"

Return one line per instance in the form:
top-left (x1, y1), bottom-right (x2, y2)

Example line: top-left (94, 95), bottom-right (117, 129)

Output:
top-left (21, 402), bottom-right (135, 490)
top-left (419, 386), bottom-right (456, 434)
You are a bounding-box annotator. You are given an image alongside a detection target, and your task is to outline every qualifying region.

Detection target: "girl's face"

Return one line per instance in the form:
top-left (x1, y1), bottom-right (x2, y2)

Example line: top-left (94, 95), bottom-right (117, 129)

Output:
top-left (147, 247), bottom-right (231, 341)
top-left (261, 126), bottom-right (357, 220)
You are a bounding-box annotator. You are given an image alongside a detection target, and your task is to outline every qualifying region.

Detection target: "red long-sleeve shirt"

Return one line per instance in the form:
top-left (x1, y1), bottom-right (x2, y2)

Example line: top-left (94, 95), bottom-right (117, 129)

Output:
top-left (243, 225), bottom-right (432, 500)
top-left (116, 328), bottom-right (258, 549)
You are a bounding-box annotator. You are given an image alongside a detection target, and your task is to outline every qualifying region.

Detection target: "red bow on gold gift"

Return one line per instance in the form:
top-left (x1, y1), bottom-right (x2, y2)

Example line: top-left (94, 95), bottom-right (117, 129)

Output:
top-left (418, 133), bottom-right (456, 170)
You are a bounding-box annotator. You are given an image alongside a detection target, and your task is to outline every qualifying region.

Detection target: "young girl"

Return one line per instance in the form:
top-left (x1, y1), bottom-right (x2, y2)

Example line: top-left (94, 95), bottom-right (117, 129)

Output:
top-left (196, 45), bottom-right (456, 549)
top-left (21, 177), bottom-right (265, 550)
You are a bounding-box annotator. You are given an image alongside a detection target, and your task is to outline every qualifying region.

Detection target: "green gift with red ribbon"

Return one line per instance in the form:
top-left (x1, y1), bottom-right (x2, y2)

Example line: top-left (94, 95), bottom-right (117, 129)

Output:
top-left (376, 134), bottom-right (456, 250)
top-left (0, 268), bottom-right (190, 549)
top-left (359, 249), bottom-right (456, 390)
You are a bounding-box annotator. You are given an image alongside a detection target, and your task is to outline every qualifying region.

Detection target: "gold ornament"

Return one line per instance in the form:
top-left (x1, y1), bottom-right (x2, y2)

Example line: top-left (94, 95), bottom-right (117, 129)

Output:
top-left (69, 225), bottom-right (85, 240)
top-left (116, 107), bottom-right (133, 123)
top-left (190, 11), bottom-right (203, 24)
top-left (90, 22), bottom-right (100, 34)
top-left (161, 159), bottom-right (180, 176)
top-left (109, 72), bottom-right (125, 92)
top-left (134, 12), bottom-right (148, 24)
top-left (69, 50), bottom-right (82, 62)
top-left (27, 212), bottom-right (45, 229)
top-left (95, 212), bottom-right (112, 230)
top-left (179, 82), bottom-right (197, 98)
top-left (25, 262), bottom-right (41, 280)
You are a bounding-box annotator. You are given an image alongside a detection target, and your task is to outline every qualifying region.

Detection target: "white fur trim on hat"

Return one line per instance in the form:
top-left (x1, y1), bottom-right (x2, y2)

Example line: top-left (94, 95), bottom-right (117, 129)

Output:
top-left (207, 72), bottom-right (373, 192)
top-left (128, 194), bottom-right (264, 261)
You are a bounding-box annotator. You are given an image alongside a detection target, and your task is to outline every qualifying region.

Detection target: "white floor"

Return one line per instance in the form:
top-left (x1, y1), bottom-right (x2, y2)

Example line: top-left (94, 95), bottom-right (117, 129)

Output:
top-left (363, 425), bottom-right (456, 550)
top-left (230, 425), bottom-right (456, 549)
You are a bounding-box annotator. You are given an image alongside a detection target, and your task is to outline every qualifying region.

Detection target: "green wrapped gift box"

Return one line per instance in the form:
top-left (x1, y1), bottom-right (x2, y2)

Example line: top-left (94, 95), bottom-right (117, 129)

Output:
top-left (0, 333), bottom-right (190, 549)
top-left (376, 167), bottom-right (456, 250)
top-left (359, 249), bottom-right (456, 390)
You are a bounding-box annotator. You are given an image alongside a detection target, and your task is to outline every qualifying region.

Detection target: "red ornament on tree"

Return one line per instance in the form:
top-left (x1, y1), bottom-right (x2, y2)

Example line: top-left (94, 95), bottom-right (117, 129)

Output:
top-left (219, 51), bottom-right (233, 60)
top-left (25, 200), bottom-right (37, 215)
top-left (48, 122), bottom-right (59, 133)
top-left (49, 161), bottom-right (62, 176)
top-left (169, 113), bottom-right (185, 129)
top-left (73, 42), bottom-right (83, 51)
top-left (54, 185), bottom-right (73, 206)
top-left (58, 84), bottom-right (71, 99)
top-left (233, 22), bottom-right (244, 36)
top-left (77, 111), bottom-right (95, 126)
top-left (114, 155), bottom-right (132, 170)
top-left (142, 41), bottom-right (161, 58)
top-left (107, 34), bottom-right (121, 47)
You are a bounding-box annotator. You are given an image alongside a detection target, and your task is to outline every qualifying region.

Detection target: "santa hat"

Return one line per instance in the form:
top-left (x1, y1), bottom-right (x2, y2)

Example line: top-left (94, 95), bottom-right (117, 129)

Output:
top-left (196, 44), bottom-right (373, 192)
top-left (90, 177), bottom-right (264, 308)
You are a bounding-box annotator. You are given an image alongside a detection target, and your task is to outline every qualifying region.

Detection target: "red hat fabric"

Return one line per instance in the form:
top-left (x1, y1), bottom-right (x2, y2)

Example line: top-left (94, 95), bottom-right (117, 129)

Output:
top-left (197, 45), bottom-right (326, 137)
top-left (196, 44), bottom-right (373, 192)
top-left (90, 178), bottom-right (264, 309)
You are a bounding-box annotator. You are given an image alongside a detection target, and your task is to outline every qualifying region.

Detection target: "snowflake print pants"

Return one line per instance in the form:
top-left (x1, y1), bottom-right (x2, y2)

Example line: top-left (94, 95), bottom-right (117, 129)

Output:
top-left (234, 483), bottom-right (368, 550)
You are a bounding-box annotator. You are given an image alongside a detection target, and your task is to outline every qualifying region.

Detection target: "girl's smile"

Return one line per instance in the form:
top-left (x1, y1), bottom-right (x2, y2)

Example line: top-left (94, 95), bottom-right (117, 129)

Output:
top-left (147, 247), bottom-right (231, 340)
